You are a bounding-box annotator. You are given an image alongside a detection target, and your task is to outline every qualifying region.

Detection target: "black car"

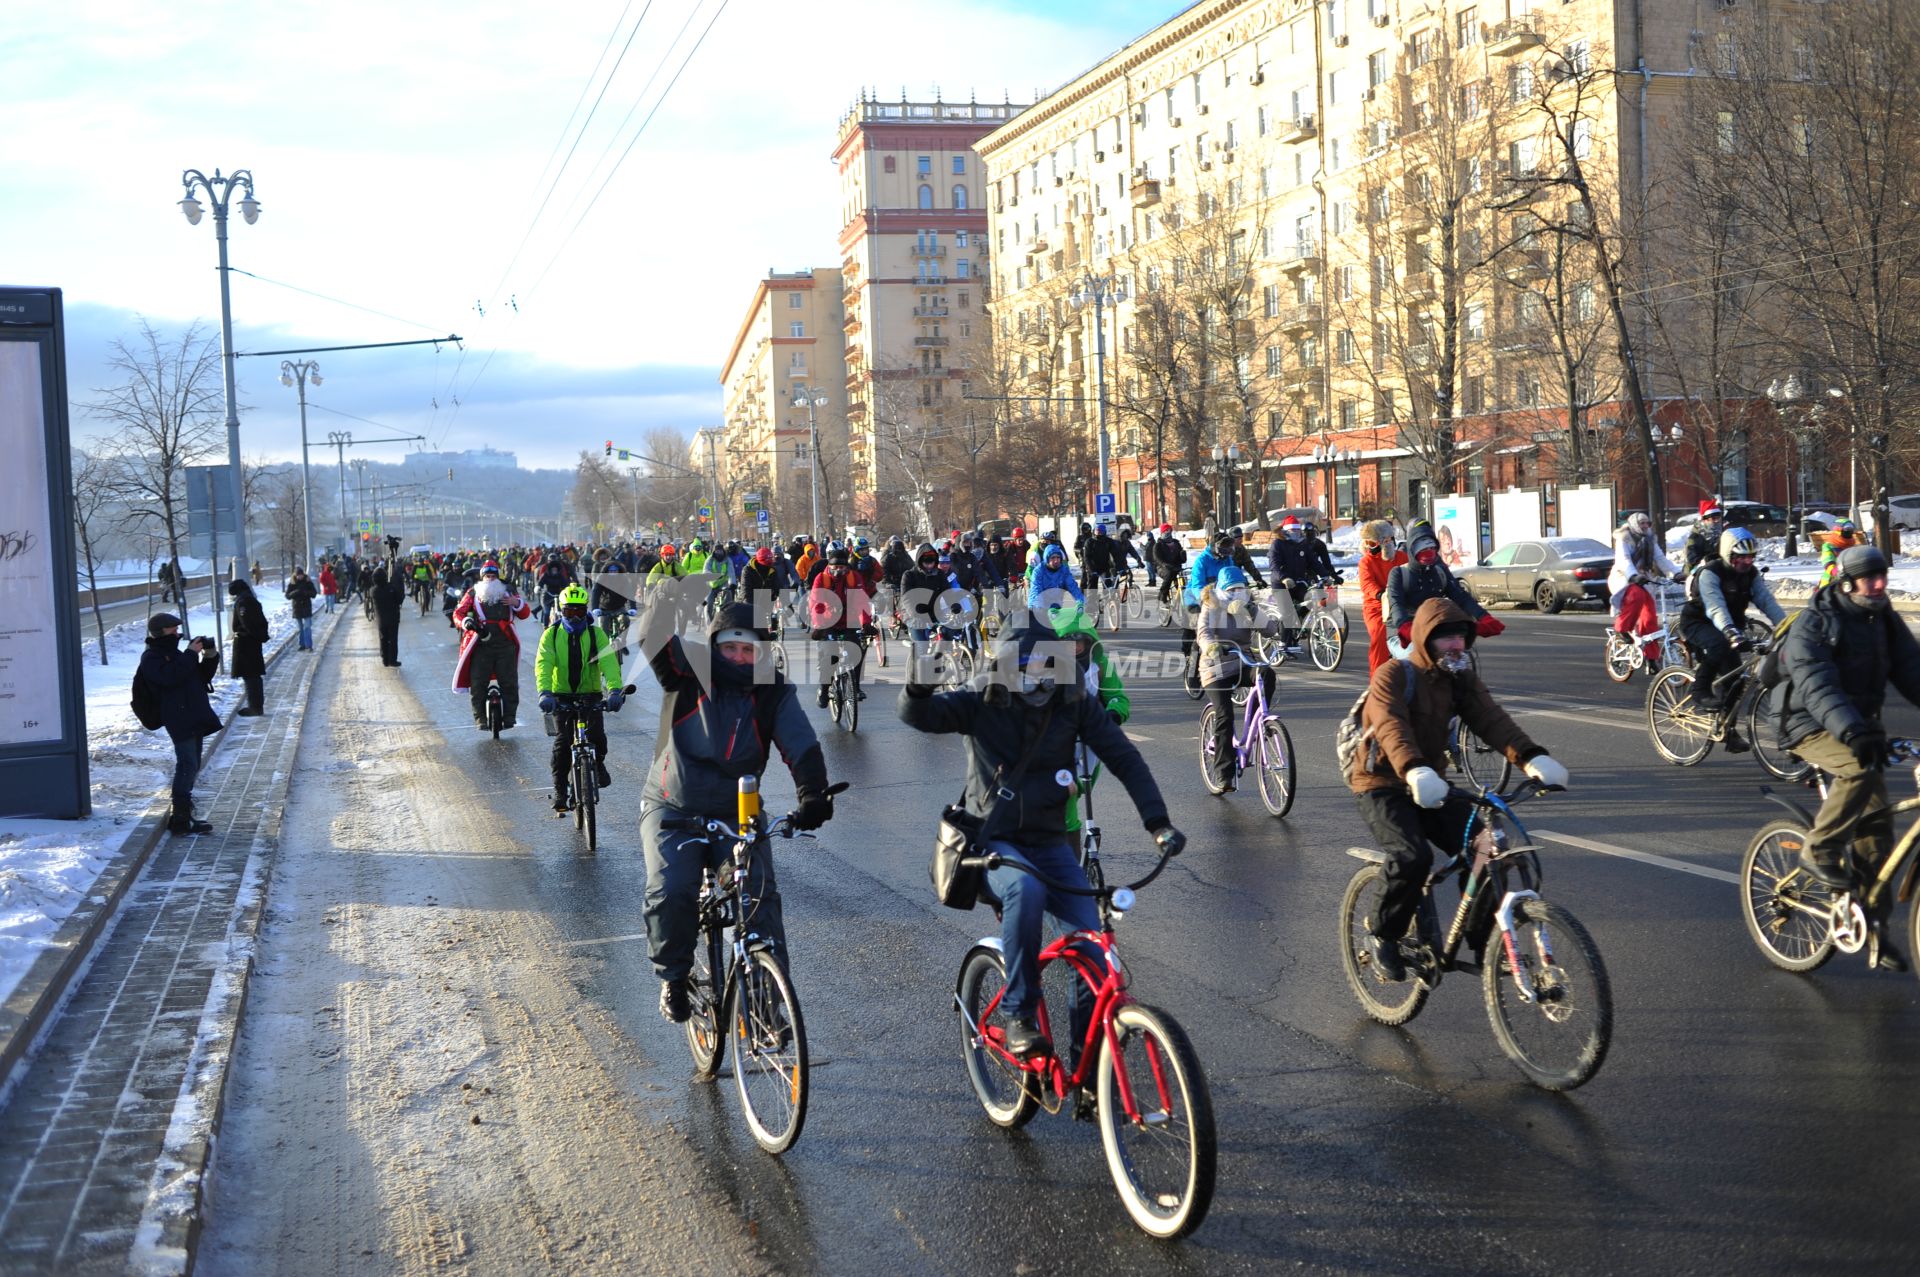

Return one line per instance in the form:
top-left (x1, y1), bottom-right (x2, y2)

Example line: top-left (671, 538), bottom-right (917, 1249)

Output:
top-left (1457, 537), bottom-right (1613, 613)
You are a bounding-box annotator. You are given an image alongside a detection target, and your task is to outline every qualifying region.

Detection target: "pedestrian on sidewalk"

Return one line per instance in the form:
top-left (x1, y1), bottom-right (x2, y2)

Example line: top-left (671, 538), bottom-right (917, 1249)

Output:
top-left (228, 578), bottom-right (269, 714)
top-left (372, 564), bottom-right (405, 666)
top-left (318, 561), bottom-right (338, 613)
top-left (288, 567), bottom-right (319, 650)
top-left (136, 613), bottom-right (222, 835)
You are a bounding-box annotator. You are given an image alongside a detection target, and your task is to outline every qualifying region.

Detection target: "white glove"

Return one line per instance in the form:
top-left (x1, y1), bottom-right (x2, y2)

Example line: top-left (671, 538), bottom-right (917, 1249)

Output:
top-left (1406, 766), bottom-right (1447, 809)
top-left (1524, 755), bottom-right (1569, 788)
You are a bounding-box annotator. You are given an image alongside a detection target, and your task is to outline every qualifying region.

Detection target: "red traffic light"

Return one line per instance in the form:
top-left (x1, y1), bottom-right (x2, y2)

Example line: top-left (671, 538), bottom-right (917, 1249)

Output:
top-left (604, 440), bottom-right (613, 457)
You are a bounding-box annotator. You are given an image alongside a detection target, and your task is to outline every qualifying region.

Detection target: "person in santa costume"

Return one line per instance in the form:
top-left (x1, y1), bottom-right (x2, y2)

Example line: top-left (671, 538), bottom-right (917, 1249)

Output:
top-left (452, 561), bottom-right (533, 729)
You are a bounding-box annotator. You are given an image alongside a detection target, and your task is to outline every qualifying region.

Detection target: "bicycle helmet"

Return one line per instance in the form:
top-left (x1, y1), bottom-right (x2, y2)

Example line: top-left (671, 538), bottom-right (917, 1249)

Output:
top-left (660, 543), bottom-right (679, 560)
top-left (854, 536), bottom-right (870, 551)
top-left (753, 546), bottom-right (774, 567)
top-left (561, 584), bottom-right (591, 607)
top-left (827, 545), bottom-right (851, 566)
top-left (1719, 527), bottom-right (1759, 561)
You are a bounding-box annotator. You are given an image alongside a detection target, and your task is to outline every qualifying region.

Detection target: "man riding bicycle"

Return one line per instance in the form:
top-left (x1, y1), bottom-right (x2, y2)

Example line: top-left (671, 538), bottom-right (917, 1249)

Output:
top-left (1386, 519), bottom-right (1499, 658)
top-left (1198, 565), bottom-right (1281, 791)
top-left (453, 562), bottom-right (532, 729)
top-left (899, 623), bottom-right (1186, 1065)
top-left (808, 544), bottom-right (873, 708)
top-left (1774, 545), bottom-right (1920, 970)
top-left (638, 599), bottom-right (837, 1024)
top-left (1678, 527), bottom-right (1784, 740)
top-left (1153, 523), bottom-right (1187, 614)
top-left (1684, 500), bottom-right (1728, 573)
top-left (1350, 598), bottom-right (1569, 979)
top-left (1268, 515), bottom-right (1338, 650)
top-left (1608, 511), bottom-right (1680, 664)
top-left (536, 584), bottom-right (622, 813)
top-left (536, 554), bottom-right (576, 625)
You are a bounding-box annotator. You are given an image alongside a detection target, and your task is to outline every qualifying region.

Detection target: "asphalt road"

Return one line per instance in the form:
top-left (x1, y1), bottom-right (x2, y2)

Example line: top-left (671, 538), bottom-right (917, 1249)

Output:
top-left (200, 598), bottom-right (1920, 1274)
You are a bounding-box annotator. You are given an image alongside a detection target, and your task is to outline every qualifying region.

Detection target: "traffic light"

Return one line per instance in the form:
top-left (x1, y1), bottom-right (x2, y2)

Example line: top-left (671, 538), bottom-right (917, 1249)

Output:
top-left (605, 440), bottom-right (613, 457)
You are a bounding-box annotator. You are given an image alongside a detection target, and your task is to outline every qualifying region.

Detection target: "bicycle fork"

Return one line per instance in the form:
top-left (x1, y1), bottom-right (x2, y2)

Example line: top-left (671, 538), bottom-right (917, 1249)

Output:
top-left (1493, 889), bottom-right (1546, 1002)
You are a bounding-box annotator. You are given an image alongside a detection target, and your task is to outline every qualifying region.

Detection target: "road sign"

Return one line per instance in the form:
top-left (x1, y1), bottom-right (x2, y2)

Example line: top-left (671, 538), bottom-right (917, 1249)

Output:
top-left (698, 503), bottom-right (713, 519)
top-left (617, 449), bottom-right (630, 462)
top-left (1094, 492), bottom-right (1117, 515)
top-left (756, 509), bottom-right (771, 530)
top-left (185, 463), bottom-right (238, 559)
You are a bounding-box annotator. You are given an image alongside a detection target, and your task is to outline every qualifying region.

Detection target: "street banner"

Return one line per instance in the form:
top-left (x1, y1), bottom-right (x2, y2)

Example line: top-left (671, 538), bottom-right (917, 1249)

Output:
top-left (1432, 495), bottom-right (1480, 568)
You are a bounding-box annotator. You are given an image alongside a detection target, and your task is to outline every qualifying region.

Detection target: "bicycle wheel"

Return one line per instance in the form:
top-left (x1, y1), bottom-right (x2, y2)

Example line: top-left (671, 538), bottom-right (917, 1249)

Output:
top-left (1483, 899), bottom-right (1612, 1091)
top-left (685, 930), bottom-right (726, 1080)
top-left (1197, 704), bottom-right (1229, 795)
top-left (1646, 667), bottom-right (1714, 766)
top-left (582, 768), bottom-right (597, 854)
top-left (844, 675), bottom-right (859, 733)
top-left (1602, 632), bottom-right (1636, 684)
top-left (1306, 611), bottom-right (1344, 672)
top-left (1095, 1002), bottom-right (1217, 1240)
top-left (1338, 866), bottom-right (1430, 1025)
top-left (488, 697), bottom-right (502, 740)
top-left (829, 675), bottom-right (846, 730)
top-left (955, 945), bottom-right (1039, 1128)
top-left (1255, 716), bottom-right (1296, 818)
top-left (943, 643), bottom-right (974, 689)
top-left (1454, 717), bottom-right (1514, 794)
top-left (1183, 648), bottom-right (1203, 701)
top-left (1745, 686), bottom-right (1810, 782)
top-left (771, 641), bottom-right (788, 675)
top-left (1741, 819), bottom-right (1838, 972)
top-left (731, 949), bottom-right (808, 1154)
top-left (573, 754), bottom-right (589, 833)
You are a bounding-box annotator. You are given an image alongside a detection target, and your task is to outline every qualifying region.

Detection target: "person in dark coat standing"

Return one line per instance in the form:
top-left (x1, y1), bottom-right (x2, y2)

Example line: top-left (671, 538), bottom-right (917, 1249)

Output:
top-left (136, 613), bottom-right (222, 834)
top-left (228, 579), bottom-right (269, 715)
top-left (287, 567), bottom-right (319, 650)
top-left (372, 564), bottom-right (405, 666)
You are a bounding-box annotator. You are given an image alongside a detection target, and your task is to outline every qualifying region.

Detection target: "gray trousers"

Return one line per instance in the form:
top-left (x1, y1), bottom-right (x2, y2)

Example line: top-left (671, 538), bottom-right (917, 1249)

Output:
top-left (1798, 730), bottom-right (1895, 885)
top-left (640, 801), bottom-right (787, 982)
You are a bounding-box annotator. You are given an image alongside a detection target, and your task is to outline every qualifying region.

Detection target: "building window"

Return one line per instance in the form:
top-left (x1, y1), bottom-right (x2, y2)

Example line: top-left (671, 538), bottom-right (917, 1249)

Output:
top-left (789, 321), bottom-right (804, 337)
top-left (956, 259), bottom-right (971, 278)
top-left (1299, 336), bottom-right (1320, 368)
top-left (1572, 281), bottom-right (1596, 323)
top-left (952, 184), bottom-right (969, 209)
top-left (1264, 284), bottom-right (1280, 317)
top-left (951, 155), bottom-right (966, 175)
top-left (917, 155), bottom-right (932, 175)
top-left (1717, 111), bottom-right (1736, 154)
top-left (1257, 104), bottom-right (1270, 136)
top-left (789, 351), bottom-right (805, 370)
top-left (1368, 51), bottom-right (1387, 89)
top-left (788, 292), bottom-right (803, 309)
top-left (1341, 400), bottom-right (1359, 431)
top-left (1509, 64), bottom-right (1534, 104)
top-left (1266, 346), bottom-right (1284, 376)
top-left (1461, 79), bottom-right (1482, 119)
top-left (1463, 375), bottom-right (1484, 414)
top-left (1465, 303), bottom-right (1486, 340)
top-left (1337, 329), bottom-right (1357, 363)
top-left (1564, 39), bottom-right (1591, 75)
top-left (1411, 30), bottom-right (1436, 70)
top-left (1457, 7), bottom-right (1479, 49)
top-left (1715, 32), bottom-right (1738, 77)
top-left (958, 291), bottom-right (970, 308)
top-left (919, 184), bottom-right (934, 209)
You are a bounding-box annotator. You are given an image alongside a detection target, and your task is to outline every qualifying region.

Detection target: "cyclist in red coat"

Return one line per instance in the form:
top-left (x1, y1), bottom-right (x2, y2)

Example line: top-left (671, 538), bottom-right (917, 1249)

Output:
top-left (807, 543), bottom-right (873, 708)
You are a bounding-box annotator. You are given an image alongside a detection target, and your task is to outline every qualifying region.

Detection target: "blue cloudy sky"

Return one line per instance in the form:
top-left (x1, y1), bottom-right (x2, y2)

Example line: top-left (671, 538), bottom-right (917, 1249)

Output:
top-left (5, 0), bottom-right (1187, 470)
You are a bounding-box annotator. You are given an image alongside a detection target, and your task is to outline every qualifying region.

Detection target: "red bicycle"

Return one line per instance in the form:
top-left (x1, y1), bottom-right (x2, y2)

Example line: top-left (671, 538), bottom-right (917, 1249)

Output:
top-left (951, 825), bottom-right (1216, 1239)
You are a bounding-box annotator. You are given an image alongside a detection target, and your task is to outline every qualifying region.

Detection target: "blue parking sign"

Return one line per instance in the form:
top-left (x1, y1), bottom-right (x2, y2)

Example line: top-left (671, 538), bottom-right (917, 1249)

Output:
top-left (1094, 492), bottom-right (1117, 515)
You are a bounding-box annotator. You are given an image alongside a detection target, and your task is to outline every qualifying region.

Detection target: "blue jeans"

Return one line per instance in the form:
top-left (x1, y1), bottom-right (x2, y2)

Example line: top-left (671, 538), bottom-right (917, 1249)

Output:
top-left (297, 616), bottom-right (314, 649)
top-left (167, 729), bottom-right (204, 814)
top-left (985, 838), bottom-right (1102, 1050)
top-left (322, 592), bottom-right (336, 612)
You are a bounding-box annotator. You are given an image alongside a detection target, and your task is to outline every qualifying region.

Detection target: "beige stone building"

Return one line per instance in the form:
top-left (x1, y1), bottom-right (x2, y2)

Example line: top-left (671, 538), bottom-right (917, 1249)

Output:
top-left (977, 0), bottom-right (1797, 530)
top-left (833, 94), bottom-right (1024, 533)
top-left (718, 268), bottom-right (848, 540)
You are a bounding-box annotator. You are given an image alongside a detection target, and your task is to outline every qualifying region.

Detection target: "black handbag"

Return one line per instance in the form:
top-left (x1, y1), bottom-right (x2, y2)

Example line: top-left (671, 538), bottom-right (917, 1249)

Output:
top-left (929, 706), bottom-right (1054, 910)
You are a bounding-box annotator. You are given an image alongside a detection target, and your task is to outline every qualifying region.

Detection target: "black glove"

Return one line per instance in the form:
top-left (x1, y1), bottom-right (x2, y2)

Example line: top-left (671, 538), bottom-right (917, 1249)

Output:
top-left (1109, 706), bottom-right (1125, 723)
top-left (1149, 823), bottom-right (1187, 857)
top-left (809, 628), bottom-right (827, 642)
top-left (1725, 626), bottom-right (1750, 653)
top-left (463, 617), bottom-right (480, 631)
top-left (793, 790), bottom-right (834, 830)
top-left (1846, 726), bottom-right (1891, 770)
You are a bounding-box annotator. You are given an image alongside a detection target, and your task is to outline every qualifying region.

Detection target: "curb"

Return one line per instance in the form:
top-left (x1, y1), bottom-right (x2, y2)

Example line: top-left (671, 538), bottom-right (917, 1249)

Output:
top-left (0, 612), bottom-right (334, 1105)
top-left (132, 607), bottom-right (342, 1273)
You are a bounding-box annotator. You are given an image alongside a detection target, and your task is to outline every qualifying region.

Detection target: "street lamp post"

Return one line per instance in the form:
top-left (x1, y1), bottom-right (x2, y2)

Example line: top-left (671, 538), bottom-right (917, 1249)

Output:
top-left (1209, 442), bottom-right (1242, 528)
top-left (327, 430), bottom-right (352, 555)
top-left (1072, 273), bottom-right (1126, 502)
top-left (179, 167), bottom-right (261, 577)
top-left (1311, 441), bottom-right (1356, 527)
top-left (279, 359), bottom-right (322, 568)
top-left (792, 387), bottom-right (828, 538)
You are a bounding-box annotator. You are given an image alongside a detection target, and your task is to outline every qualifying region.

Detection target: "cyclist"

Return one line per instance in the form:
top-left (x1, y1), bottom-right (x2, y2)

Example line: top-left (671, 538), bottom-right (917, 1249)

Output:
top-left (1677, 527), bottom-right (1784, 730)
top-left (795, 539), bottom-right (821, 584)
top-left (1198, 565), bottom-right (1281, 791)
top-left (1049, 603), bottom-right (1131, 858)
top-left (1385, 519), bottom-right (1499, 658)
top-left (409, 555), bottom-right (434, 607)
top-left (880, 535), bottom-right (913, 590)
top-left (1268, 516), bottom-right (1336, 650)
top-left (807, 544), bottom-right (873, 708)
top-left (1349, 598), bottom-right (1569, 979)
top-left (1225, 527), bottom-right (1270, 593)
top-left (1026, 538), bottom-right (1083, 613)
top-left (900, 542), bottom-right (947, 657)
top-left (1684, 500), bottom-right (1727, 573)
top-left (590, 556), bottom-right (638, 661)
top-left (536, 584), bottom-right (622, 813)
top-left (1817, 518), bottom-right (1866, 587)
top-left (536, 553), bottom-right (576, 625)
top-left (1153, 523), bottom-right (1188, 616)
top-left (453, 562), bottom-right (533, 729)
top-left (740, 545), bottom-right (784, 626)
top-left (441, 555), bottom-right (471, 628)
top-left (1004, 526), bottom-right (1031, 591)
top-left (1082, 524), bottom-right (1119, 591)
top-left (1774, 545), bottom-right (1920, 968)
top-left (638, 599), bottom-right (837, 1023)
top-left (899, 622), bottom-right (1186, 1063)
top-left (1180, 533), bottom-right (1235, 689)
top-left (1114, 523), bottom-right (1147, 581)
top-left (1357, 520), bottom-right (1408, 674)
top-left (1608, 511), bottom-right (1680, 665)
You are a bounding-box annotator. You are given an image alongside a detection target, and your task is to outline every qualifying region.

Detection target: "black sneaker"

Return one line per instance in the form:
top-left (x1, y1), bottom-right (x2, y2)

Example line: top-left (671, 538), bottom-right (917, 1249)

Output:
top-left (1072, 1087), bottom-right (1099, 1123)
top-left (187, 818), bottom-right (214, 835)
top-left (1004, 1016), bottom-right (1050, 1059)
top-left (816, 687), bottom-right (830, 708)
top-left (1722, 728), bottom-right (1751, 754)
top-left (594, 762), bottom-right (612, 789)
top-left (1368, 931), bottom-right (1408, 982)
top-left (236, 707), bottom-right (263, 717)
top-left (1797, 846), bottom-right (1852, 889)
top-left (552, 793), bottom-right (571, 814)
top-left (1871, 932), bottom-right (1910, 973)
top-left (659, 978), bottom-right (692, 1023)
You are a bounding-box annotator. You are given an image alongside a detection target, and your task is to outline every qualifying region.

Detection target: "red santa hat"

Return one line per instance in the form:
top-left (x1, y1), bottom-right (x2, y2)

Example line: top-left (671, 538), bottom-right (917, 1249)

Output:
top-left (1699, 499), bottom-right (1723, 518)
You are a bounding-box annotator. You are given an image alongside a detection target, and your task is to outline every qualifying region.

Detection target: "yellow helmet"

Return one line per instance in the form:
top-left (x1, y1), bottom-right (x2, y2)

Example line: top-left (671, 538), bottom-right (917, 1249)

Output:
top-left (560, 584), bottom-right (590, 607)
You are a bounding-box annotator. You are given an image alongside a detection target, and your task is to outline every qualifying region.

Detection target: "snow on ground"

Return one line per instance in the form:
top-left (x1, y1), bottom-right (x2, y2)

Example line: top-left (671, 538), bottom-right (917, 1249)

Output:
top-left (0, 587), bottom-right (293, 1007)
top-left (77, 557), bottom-right (213, 588)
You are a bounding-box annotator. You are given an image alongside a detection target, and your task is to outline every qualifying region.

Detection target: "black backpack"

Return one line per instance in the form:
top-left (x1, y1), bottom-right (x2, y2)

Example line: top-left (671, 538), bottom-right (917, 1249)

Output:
top-left (131, 667), bottom-right (163, 731)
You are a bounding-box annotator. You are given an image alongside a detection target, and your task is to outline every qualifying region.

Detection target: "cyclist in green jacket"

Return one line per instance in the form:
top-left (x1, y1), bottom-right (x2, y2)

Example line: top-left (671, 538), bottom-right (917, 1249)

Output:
top-left (1050, 605), bottom-right (1129, 852)
top-left (536, 584), bottom-right (624, 812)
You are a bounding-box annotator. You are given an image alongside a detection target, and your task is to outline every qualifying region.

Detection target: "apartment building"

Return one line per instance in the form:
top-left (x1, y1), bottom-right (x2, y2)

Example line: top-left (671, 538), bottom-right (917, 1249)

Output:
top-left (719, 268), bottom-right (848, 539)
top-left (833, 93), bottom-right (1024, 530)
top-left (977, 0), bottom-right (1791, 530)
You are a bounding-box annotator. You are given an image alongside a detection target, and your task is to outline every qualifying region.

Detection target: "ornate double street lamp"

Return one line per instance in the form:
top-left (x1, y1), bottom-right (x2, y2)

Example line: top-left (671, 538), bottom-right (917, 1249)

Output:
top-left (178, 167), bottom-right (261, 575)
top-left (279, 360), bottom-right (323, 568)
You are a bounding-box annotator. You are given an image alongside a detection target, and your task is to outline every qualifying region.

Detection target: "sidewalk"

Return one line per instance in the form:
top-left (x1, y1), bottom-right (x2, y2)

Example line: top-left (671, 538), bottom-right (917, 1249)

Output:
top-left (0, 609), bottom-right (341, 1275)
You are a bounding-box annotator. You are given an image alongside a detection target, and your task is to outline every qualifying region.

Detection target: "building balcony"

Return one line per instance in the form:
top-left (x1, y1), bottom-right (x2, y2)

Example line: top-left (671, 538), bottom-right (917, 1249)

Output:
top-left (1130, 179), bottom-right (1161, 207)
top-left (914, 335), bottom-right (949, 348)
top-left (1488, 16), bottom-right (1545, 57)
top-left (1279, 302), bottom-right (1321, 334)
top-left (917, 274), bottom-right (948, 286)
top-left (1278, 113), bottom-right (1317, 145)
top-left (1503, 247), bottom-right (1550, 280)
top-left (1277, 243), bottom-right (1321, 275)
top-left (1407, 343), bottom-right (1433, 368)
top-left (913, 244), bottom-right (948, 258)
top-left (1402, 270), bottom-right (1437, 299)
top-left (1282, 365), bottom-right (1322, 392)
top-left (913, 305), bottom-right (949, 319)
top-left (1024, 237), bottom-right (1050, 257)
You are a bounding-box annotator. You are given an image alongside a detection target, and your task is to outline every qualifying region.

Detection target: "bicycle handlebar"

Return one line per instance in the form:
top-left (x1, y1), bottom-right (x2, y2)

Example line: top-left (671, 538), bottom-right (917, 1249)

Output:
top-left (955, 842), bottom-right (1178, 899)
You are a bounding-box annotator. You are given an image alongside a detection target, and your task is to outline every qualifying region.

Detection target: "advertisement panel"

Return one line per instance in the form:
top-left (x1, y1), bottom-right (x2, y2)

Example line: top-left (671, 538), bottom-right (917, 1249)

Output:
top-left (1558, 484), bottom-right (1617, 544)
top-left (1431, 495), bottom-right (1480, 569)
top-left (1490, 487), bottom-right (1544, 551)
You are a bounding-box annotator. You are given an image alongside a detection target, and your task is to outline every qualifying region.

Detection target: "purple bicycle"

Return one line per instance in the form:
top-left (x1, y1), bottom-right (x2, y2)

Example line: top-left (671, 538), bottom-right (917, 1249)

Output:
top-left (1197, 648), bottom-right (1296, 818)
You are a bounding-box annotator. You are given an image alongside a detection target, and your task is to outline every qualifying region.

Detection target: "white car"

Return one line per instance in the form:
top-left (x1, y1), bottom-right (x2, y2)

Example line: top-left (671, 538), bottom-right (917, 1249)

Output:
top-left (1855, 495), bottom-right (1920, 532)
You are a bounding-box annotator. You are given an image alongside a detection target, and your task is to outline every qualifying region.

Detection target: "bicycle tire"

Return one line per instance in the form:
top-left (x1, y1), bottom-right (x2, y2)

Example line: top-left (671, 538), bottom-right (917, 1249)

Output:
top-left (731, 949), bottom-right (808, 1155)
top-left (955, 945), bottom-right (1040, 1129)
top-left (1095, 1002), bottom-right (1217, 1240)
top-left (1338, 866), bottom-right (1430, 1025)
top-left (843, 674), bottom-right (859, 733)
top-left (1183, 647), bottom-right (1203, 701)
top-left (944, 643), bottom-right (974, 689)
top-left (1646, 667), bottom-right (1714, 766)
top-left (1255, 717), bottom-right (1296, 818)
top-left (582, 767), bottom-right (597, 855)
top-left (686, 930), bottom-right (727, 1080)
top-left (1482, 898), bottom-right (1612, 1091)
top-left (1741, 819), bottom-right (1838, 973)
top-left (1307, 611), bottom-right (1344, 672)
top-left (771, 642), bottom-right (788, 675)
top-left (573, 755), bottom-right (588, 834)
top-left (1198, 704), bottom-right (1229, 796)
top-left (489, 697), bottom-right (502, 740)
top-left (1453, 717), bottom-right (1514, 794)
top-left (1602, 633), bottom-right (1636, 684)
top-left (1745, 685), bottom-right (1810, 782)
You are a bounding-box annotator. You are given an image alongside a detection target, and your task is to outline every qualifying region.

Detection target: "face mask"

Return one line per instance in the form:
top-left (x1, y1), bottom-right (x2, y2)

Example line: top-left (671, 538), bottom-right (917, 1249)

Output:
top-left (1286, 528), bottom-right (1304, 541)
top-left (1221, 587), bottom-right (1249, 607)
top-left (1415, 547), bottom-right (1439, 566)
top-left (160, 631), bottom-right (182, 648)
top-left (1018, 685), bottom-right (1055, 707)
top-left (561, 613), bottom-right (588, 635)
top-left (1437, 650), bottom-right (1474, 675)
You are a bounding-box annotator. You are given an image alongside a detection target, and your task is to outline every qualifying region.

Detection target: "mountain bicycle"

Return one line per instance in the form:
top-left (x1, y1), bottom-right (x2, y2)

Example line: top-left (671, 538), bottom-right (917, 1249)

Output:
top-left (1646, 635), bottom-right (1805, 779)
top-left (551, 685), bottom-right (633, 855)
top-left (953, 827), bottom-right (1216, 1238)
top-left (416, 578), bottom-right (434, 617)
top-left (1602, 579), bottom-right (1686, 683)
top-left (1338, 782), bottom-right (1612, 1091)
top-left (825, 630), bottom-right (868, 733)
top-left (1197, 649), bottom-right (1296, 817)
top-left (1742, 739), bottom-right (1920, 979)
top-left (670, 779), bottom-right (848, 1155)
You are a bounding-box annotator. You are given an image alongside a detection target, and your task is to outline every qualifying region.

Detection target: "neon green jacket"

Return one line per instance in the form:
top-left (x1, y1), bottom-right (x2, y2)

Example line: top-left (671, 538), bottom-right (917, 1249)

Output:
top-left (1049, 605), bottom-right (1130, 833)
top-left (535, 621), bottom-right (621, 694)
top-left (646, 559), bottom-right (688, 588)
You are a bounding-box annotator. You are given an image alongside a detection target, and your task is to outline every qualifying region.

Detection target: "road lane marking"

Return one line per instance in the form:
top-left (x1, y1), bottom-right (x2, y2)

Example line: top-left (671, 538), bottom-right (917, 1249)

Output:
top-left (1531, 829), bottom-right (1741, 884)
top-left (1509, 706), bottom-right (1642, 731)
top-left (1125, 730), bottom-right (1153, 742)
top-left (563, 932), bottom-right (650, 947)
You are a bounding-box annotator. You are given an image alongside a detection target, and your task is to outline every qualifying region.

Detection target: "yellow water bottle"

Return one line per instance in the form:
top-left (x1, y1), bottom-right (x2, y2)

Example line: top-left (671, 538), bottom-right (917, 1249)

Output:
top-left (737, 774), bottom-right (760, 830)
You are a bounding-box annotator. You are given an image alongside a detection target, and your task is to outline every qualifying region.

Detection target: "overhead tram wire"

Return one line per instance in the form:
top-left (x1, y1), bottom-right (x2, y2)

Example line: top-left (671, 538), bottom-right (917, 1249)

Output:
top-left (440, 0), bottom-right (733, 443)
top-left (227, 268), bottom-right (455, 335)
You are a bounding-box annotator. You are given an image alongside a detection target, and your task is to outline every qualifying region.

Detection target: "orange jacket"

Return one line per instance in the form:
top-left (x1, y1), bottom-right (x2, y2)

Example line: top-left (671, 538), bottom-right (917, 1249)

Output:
top-left (1358, 547), bottom-right (1408, 622)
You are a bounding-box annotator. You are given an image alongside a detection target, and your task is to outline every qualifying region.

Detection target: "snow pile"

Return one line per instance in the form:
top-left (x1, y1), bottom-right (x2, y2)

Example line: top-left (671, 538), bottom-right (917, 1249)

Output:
top-left (0, 587), bottom-right (294, 1006)
top-left (77, 557), bottom-right (213, 588)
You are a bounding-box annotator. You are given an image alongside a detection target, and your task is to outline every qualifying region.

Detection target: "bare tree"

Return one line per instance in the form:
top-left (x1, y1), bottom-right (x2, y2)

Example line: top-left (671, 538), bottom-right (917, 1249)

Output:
top-left (91, 320), bottom-right (225, 634)
top-left (71, 451), bottom-right (120, 663)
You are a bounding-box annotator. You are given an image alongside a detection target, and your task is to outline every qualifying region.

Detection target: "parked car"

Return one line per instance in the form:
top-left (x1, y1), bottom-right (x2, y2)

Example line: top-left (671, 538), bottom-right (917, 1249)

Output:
top-left (1666, 500), bottom-right (1791, 538)
top-left (1457, 537), bottom-right (1613, 613)
top-left (1855, 494), bottom-right (1920, 532)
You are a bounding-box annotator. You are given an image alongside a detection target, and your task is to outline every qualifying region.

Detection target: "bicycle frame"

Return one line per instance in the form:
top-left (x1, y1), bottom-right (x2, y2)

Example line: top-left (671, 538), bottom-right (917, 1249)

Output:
top-left (1230, 663), bottom-right (1276, 770)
